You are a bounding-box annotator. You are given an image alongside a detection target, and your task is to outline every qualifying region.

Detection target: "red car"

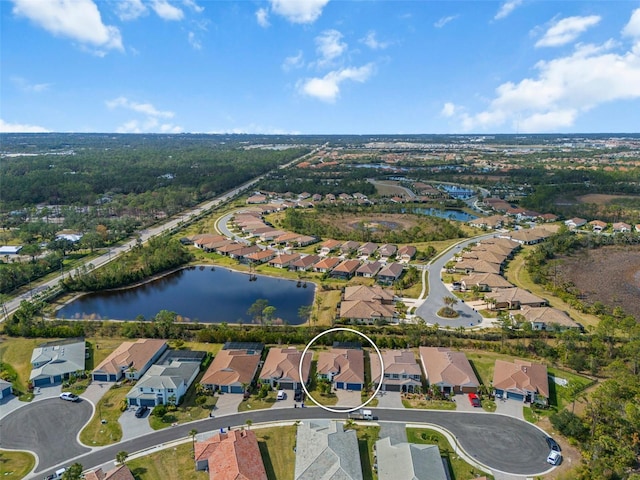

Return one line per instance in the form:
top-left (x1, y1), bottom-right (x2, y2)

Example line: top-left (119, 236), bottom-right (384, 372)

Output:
top-left (468, 393), bottom-right (480, 407)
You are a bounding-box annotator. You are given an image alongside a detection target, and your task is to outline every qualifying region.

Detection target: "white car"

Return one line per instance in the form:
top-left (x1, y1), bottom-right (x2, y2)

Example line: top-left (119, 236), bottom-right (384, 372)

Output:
top-left (60, 392), bottom-right (79, 402)
top-left (276, 390), bottom-right (286, 400)
top-left (547, 450), bottom-right (562, 465)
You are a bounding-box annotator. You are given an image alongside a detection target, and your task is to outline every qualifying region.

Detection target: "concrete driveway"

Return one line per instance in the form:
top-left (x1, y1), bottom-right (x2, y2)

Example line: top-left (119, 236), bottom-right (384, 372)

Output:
top-left (335, 390), bottom-right (361, 408)
top-left (375, 391), bottom-right (404, 409)
top-left (495, 398), bottom-right (525, 420)
top-left (0, 396), bottom-right (92, 473)
top-left (119, 406), bottom-right (155, 441)
top-left (0, 384), bottom-right (62, 420)
top-left (211, 393), bottom-right (243, 417)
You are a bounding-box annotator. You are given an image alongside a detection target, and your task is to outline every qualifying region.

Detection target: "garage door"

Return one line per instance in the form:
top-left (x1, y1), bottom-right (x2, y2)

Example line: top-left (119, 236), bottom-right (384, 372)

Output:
top-left (507, 392), bottom-right (524, 401)
top-left (336, 382), bottom-right (345, 390)
top-left (93, 374), bottom-right (109, 382)
top-left (346, 383), bottom-right (362, 391)
top-left (140, 398), bottom-right (157, 407)
top-left (385, 384), bottom-right (401, 392)
top-left (230, 385), bottom-right (244, 394)
top-left (279, 382), bottom-right (294, 390)
top-left (33, 377), bottom-right (51, 387)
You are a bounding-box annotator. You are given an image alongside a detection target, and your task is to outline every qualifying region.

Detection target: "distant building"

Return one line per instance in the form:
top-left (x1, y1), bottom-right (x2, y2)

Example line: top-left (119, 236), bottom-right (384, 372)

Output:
top-left (84, 465), bottom-right (135, 480)
top-left (92, 339), bottom-right (167, 382)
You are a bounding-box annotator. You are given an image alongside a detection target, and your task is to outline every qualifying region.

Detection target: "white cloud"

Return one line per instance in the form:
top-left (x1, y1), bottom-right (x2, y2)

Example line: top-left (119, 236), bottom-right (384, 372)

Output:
top-left (360, 31), bottom-right (389, 50)
top-left (269, 0), bottom-right (329, 24)
top-left (0, 118), bottom-right (49, 133)
top-left (282, 50), bottom-right (304, 71)
top-left (434, 15), bottom-right (459, 28)
top-left (150, 0), bottom-right (184, 21)
top-left (455, 34), bottom-right (640, 132)
top-left (11, 76), bottom-right (51, 93)
top-left (116, 0), bottom-right (147, 21)
top-left (106, 96), bottom-right (174, 118)
top-left (536, 15), bottom-right (601, 48)
top-left (207, 124), bottom-right (301, 135)
top-left (315, 29), bottom-right (346, 66)
top-left (115, 118), bottom-right (183, 133)
top-left (256, 8), bottom-right (270, 28)
top-left (495, 0), bottom-right (523, 20)
top-left (298, 64), bottom-right (374, 102)
top-left (441, 102), bottom-right (457, 117)
top-left (623, 8), bottom-right (640, 38)
top-left (12, 0), bottom-right (123, 52)
top-left (188, 31), bottom-right (201, 50)
top-left (182, 0), bottom-right (203, 13)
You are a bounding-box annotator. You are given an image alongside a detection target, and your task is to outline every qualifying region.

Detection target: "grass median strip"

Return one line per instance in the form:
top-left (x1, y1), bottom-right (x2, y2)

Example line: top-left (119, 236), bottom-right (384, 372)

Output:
top-left (0, 449), bottom-right (36, 479)
top-left (79, 383), bottom-right (131, 446)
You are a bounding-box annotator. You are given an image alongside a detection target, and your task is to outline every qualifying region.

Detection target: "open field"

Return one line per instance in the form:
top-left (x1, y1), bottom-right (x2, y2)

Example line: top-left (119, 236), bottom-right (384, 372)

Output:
top-left (555, 245), bottom-right (640, 320)
top-left (0, 450), bottom-right (35, 479)
top-left (406, 428), bottom-right (494, 480)
top-left (576, 193), bottom-right (640, 205)
top-left (0, 337), bottom-right (45, 393)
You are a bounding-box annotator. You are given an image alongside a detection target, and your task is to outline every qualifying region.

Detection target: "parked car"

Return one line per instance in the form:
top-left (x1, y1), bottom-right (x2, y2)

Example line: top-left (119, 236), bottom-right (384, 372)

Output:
top-left (468, 393), bottom-right (480, 407)
top-left (547, 450), bottom-right (562, 465)
top-left (294, 389), bottom-right (304, 402)
top-left (546, 436), bottom-right (561, 451)
top-left (276, 390), bottom-right (286, 400)
top-left (135, 405), bottom-right (149, 418)
top-left (43, 467), bottom-right (66, 479)
top-left (60, 392), bottom-right (79, 402)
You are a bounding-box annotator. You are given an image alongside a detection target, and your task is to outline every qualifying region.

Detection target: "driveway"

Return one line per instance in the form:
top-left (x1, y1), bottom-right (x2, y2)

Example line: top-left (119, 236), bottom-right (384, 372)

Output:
top-left (119, 406), bottom-right (155, 441)
top-left (495, 398), bottom-right (525, 420)
top-left (0, 396), bottom-right (92, 473)
top-left (335, 390), bottom-right (362, 408)
top-left (211, 393), bottom-right (243, 417)
top-left (81, 381), bottom-right (111, 406)
top-left (375, 391), bottom-right (404, 409)
top-left (0, 384), bottom-right (62, 420)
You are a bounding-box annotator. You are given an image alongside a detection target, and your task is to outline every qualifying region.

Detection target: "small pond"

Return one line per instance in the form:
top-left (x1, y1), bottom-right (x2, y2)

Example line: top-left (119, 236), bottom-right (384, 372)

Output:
top-left (412, 208), bottom-right (478, 222)
top-left (56, 267), bottom-right (315, 325)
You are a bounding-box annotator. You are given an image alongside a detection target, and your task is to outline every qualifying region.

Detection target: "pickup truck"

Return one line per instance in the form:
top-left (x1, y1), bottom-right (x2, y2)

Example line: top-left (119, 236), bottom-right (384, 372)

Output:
top-left (347, 409), bottom-right (375, 421)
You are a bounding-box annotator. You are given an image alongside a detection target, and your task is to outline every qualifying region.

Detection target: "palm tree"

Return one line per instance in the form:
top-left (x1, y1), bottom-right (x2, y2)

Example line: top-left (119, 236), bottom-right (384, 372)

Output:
top-left (245, 419), bottom-right (253, 430)
top-left (189, 429), bottom-right (198, 457)
top-left (115, 451), bottom-right (128, 465)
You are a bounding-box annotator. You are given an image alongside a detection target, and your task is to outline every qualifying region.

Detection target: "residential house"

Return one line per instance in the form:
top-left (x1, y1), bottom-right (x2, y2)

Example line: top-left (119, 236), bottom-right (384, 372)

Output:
top-left (377, 244), bottom-right (397, 258)
top-left (460, 272), bottom-right (513, 292)
top-left (460, 250), bottom-right (508, 265)
top-left (84, 465), bottom-right (135, 480)
top-left (30, 339), bottom-right (86, 387)
top-left (192, 234), bottom-right (227, 250)
top-left (340, 240), bottom-right (361, 255)
top-left (339, 296), bottom-right (396, 324)
top-left (370, 349), bottom-right (422, 393)
top-left (375, 437), bottom-right (447, 480)
top-left (454, 259), bottom-right (501, 275)
top-left (317, 348), bottom-right (365, 391)
top-left (294, 422), bottom-right (363, 480)
top-left (195, 430), bottom-right (268, 480)
top-left (313, 256), bottom-right (341, 273)
top-left (330, 259), bottom-right (361, 279)
top-left (539, 213), bottom-right (558, 223)
top-left (484, 287), bottom-right (547, 310)
top-left (564, 217), bottom-right (587, 230)
top-left (613, 222), bottom-right (632, 233)
top-left (344, 285), bottom-right (395, 304)
top-left (92, 339), bottom-right (167, 382)
top-left (291, 254), bottom-right (321, 271)
top-left (589, 220), bottom-right (607, 233)
top-left (320, 239), bottom-right (342, 255)
top-left (377, 262), bottom-right (404, 284)
top-left (260, 229), bottom-right (287, 242)
top-left (126, 350), bottom-right (205, 407)
top-left (245, 249), bottom-right (277, 265)
top-left (268, 253), bottom-right (301, 269)
top-left (469, 215), bottom-right (509, 230)
top-left (200, 349), bottom-right (262, 394)
top-left (259, 347), bottom-right (312, 390)
top-left (507, 227), bottom-right (553, 245)
top-left (419, 347), bottom-right (480, 395)
top-left (492, 359), bottom-right (549, 403)
top-left (357, 242), bottom-right (378, 257)
top-left (274, 232), bottom-right (304, 245)
top-left (355, 261), bottom-right (382, 278)
top-left (229, 245), bottom-right (261, 261)
top-left (398, 245), bottom-right (417, 262)
top-left (0, 379), bottom-right (13, 399)
top-left (216, 242), bottom-right (245, 256)
top-left (247, 194), bottom-right (268, 204)
top-left (514, 306), bottom-right (580, 331)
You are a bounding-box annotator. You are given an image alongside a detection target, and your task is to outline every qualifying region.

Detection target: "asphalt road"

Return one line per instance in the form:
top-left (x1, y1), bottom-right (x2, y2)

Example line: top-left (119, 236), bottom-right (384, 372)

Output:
top-left (415, 233), bottom-right (496, 327)
top-left (0, 397), bottom-right (92, 471)
top-left (26, 407), bottom-right (551, 479)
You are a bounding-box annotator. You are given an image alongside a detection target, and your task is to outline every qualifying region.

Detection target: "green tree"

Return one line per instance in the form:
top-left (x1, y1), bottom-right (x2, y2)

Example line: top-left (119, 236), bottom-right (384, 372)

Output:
top-left (189, 429), bottom-right (198, 457)
top-left (61, 463), bottom-right (84, 480)
top-left (263, 305), bottom-right (277, 325)
top-left (248, 299), bottom-right (269, 324)
top-left (115, 451), bottom-right (128, 464)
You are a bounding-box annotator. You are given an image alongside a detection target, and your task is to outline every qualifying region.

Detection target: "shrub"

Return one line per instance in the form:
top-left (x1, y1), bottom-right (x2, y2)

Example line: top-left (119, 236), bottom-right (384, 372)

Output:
top-left (153, 404), bottom-right (167, 417)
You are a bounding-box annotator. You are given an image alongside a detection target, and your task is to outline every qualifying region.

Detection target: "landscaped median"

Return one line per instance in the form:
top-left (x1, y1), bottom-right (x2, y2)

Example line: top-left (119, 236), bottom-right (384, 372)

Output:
top-left (401, 393), bottom-right (457, 410)
top-left (80, 383), bottom-right (131, 446)
top-left (0, 449), bottom-right (35, 480)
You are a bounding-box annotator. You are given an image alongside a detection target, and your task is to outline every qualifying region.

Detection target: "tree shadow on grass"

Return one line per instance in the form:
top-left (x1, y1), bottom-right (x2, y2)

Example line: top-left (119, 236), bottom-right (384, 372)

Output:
top-left (131, 466), bottom-right (147, 479)
top-left (258, 440), bottom-right (277, 480)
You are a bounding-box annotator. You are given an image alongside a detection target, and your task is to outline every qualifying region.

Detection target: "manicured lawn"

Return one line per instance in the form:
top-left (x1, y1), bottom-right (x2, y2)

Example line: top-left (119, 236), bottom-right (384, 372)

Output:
top-left (80, 383), bottom-right (132, 446)
top-left (466, 350), bottom-right (520, 386)
top-left (238, 390), bottom-right (278, 412)
top-left (316, 289), bottom-right (342, 326)
top-left (256, 425), bottom-right (297, 480)
top-left (0, 449), bottom-right (35, 479)
top-left (127, 441), bottom-right (209, 480)
top-left (346, 424), bottom-right (380, 480)
top-left (0, 337), bottom-right (47, 394)
top-left (406, 428), bottom-right (494, 480)
top-left (482, 399), bottom-right (496, 412)
top-left (401, 395), bottom-right (457, 410)
top-left (547, 366), bottom-right (594, 410)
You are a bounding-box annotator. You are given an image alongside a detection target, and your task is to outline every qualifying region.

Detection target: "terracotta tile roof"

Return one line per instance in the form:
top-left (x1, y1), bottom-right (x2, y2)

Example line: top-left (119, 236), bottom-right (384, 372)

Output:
top-left (313, 257), bottom-right (341, 270)
top-left (460, 272), bottom-right (513, 289)
top-left (84, 465), bottom-right (135, 480)
top-left (201, 350), bottom-right (261, 387)
top-left (370, 349), bottom-right (421, 385)
top-left (397, 245), bottom-right (417, 258)
top-left (317, 348), bottom-right (365, 385)
top-left (493, 359), bottom-right (549, 398)
top-left (419, 347), bottom-right (479, 389)
top-left (245, 249), bottom-right (276, 262)
top-left (518, 306), bottom-right (580, 329)
top-left (332, 259), bottom-right (361, 274)
top-left (321, 239), bottom-right (342, 250)
top-left (259, 347), bottom-right (312, 384)
top-left (343, 285), bottom-right (394, 303)
top-left (93, 339), bottom-right (167, 376)
top-left (291, 254), bottom-right (321, 269)
top-left (339, 300), bottom-right (396, 321)
top-left (195, 430), bottom-right (267, 480)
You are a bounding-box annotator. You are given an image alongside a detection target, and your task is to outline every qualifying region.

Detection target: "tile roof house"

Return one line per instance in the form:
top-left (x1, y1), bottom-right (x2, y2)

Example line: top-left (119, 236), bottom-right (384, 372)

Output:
top-left (320, 239), bottom-right (342, 255)
top-left (229, 245), bottom-right (261, 261)
top-left (493, 359), bottom-right (549, 403)
top-left (291, 254), bottom-right (321, 271)
top-left (460, 272), bottom-right (513, 292)
top-left (268, 253), bottom-right (301, 269)
top-left (375, 437), bottom-right (447, 480)
top-left (344, 285), bottom-right (395, 303)
top-left (330, 259), bottom-right (361, 279)
top-left (419, 347), bottom-right (479, 394)
top-left (514, 306), bottom-right (580, 331)
top-left (377, 244), bottom-right (397, 258)
top-left (484, 287), bottom-right (547, 310)
top-left (398, 245), bottom-right (417, 262)
top-left (84, 465), bottom-right (135, 480)
top-left (454, 259), bottom-right (501, 275)
top-left (92, 339), bottom-right (167, 382)
top-left (357, 242), bottom-right (378, 257)
top-left (313, 256), bottom-right (341, 273)
top-left (507, 227), bottom-right (553, 245)
top-left (317, 348), bottom-right (365, 391)
top-left (200, 349), bottom-right (261, 394)
top-left (340, 240), bottom-right (361, 254)
top-left (294, 421), bottom-right (363, 480)
top-left (259, 347), bottom-right (312, 390)
top-left (376, 262), bottom-right (404, 284)
top-left (565, 217), bottom-right (587, 229)
top-left (245, 249), bottom-right (277, 264)
top-left (195, 430), bottom-right (268, 480)
top-left (612, 222), bottom-right (632, 233)
top-left (355, 261), bottom-right (382, 278)
top-left (30, 339), bottom-right (86, 387)
top-left (370, 349), bottom-right (422, 392)
top-left (126, 351), bottom-right (205, 407)
top-left (460, 250), bottom-right (507, 265)
top-left (589, 220), bottom-right (607, 233)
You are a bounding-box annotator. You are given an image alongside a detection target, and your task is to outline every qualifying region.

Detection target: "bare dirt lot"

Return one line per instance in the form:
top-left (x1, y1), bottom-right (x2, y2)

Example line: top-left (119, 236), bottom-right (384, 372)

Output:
top-left (576, 193), bottom-right (640, 205)
top-left (556, 245), bottom-right (640, 320)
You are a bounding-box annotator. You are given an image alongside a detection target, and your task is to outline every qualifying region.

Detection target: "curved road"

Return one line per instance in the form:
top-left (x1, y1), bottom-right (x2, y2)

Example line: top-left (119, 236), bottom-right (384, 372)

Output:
top-left (10, 406), bottom-right (552, 479)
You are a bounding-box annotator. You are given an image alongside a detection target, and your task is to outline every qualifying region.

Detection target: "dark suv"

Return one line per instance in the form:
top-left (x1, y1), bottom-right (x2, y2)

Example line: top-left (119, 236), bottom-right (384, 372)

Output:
top-left (294, 389), bottom-right (304, 402)
top-left (135, 405), bottom-right (149, 418)
top-left (546, 436), bottom-right (561, 451)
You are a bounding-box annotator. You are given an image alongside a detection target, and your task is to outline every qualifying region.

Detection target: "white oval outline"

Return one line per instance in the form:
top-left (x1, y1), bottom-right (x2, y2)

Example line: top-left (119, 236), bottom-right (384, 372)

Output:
top-left (299, 327), bottom-right (385, 414)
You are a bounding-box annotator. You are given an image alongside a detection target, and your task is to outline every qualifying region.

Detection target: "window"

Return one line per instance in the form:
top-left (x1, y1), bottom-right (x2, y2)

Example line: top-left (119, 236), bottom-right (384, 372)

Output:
top-left (167, 388), bottom-right (174, 393)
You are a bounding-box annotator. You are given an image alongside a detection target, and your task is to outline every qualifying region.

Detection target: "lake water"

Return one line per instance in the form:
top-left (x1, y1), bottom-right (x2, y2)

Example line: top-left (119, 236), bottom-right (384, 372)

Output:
top-left (56, 267), bottom-right (316, 325)
top-left (412, 208), bottom-right (478, 222)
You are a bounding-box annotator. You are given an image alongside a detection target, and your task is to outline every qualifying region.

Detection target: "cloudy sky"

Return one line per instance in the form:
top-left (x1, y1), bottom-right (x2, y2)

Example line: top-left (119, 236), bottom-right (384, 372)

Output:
top-left (1, 0), bottom-right (640, 134)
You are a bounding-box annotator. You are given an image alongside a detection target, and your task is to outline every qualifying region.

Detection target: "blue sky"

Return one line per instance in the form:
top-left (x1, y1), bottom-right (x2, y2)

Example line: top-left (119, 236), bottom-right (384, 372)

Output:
top-left (1, 0), bottom-right (640, 134)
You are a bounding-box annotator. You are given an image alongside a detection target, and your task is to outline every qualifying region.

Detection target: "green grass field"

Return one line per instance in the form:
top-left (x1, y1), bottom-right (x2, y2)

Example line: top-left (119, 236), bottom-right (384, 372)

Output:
top-left (79, 383), bottom-right (131, 446)
top-left (0, 450), bottom-right (36, 479)
top-left (256, 426), bottom-right (297, 480)
top-left (127, 441), bottom-right (208, 480)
